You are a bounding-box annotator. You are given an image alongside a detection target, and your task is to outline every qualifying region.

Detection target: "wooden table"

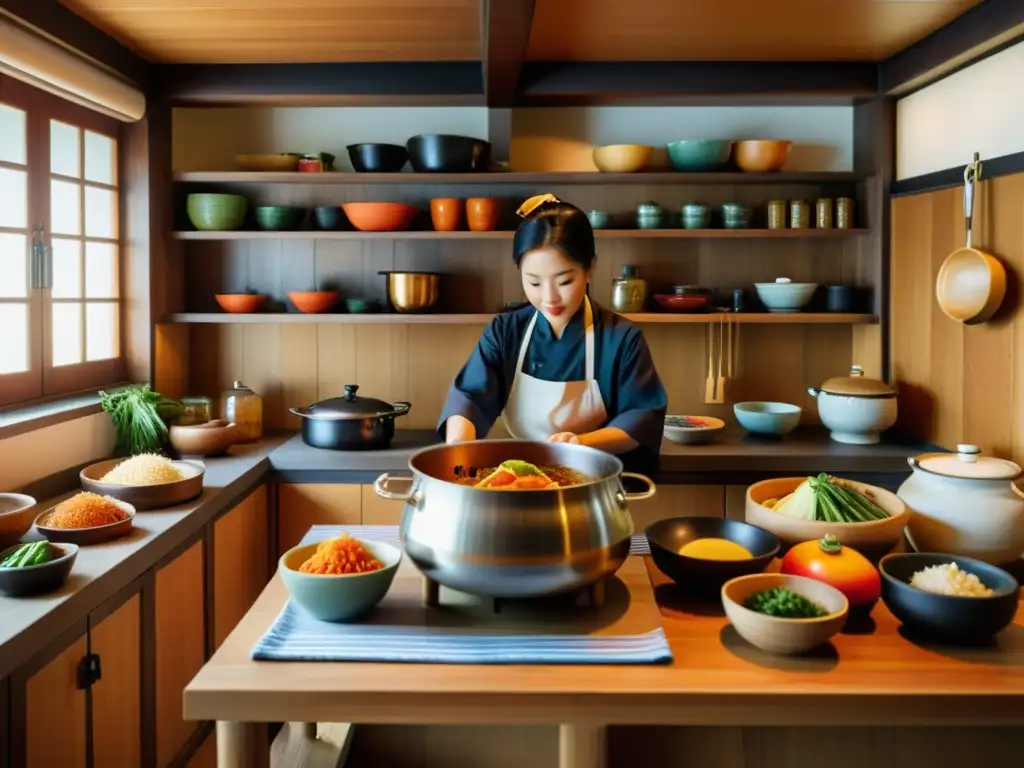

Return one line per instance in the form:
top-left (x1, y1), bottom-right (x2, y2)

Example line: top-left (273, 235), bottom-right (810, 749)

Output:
top-left (184, 558), bottom-right (1024, 768)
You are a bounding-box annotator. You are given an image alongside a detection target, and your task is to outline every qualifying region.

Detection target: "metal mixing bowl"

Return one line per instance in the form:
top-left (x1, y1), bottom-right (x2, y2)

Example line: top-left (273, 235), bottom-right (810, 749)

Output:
top-left (380, 271), bottom-right (440, 313)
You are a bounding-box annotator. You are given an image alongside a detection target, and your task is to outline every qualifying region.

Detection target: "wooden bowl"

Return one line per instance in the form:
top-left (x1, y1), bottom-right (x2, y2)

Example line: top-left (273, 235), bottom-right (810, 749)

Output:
top-left (722, 573), bottom-right (849, 655)
top-left (0, 493), bottom-right (38, 549)
top-left (734, 140), bottom-right (793, 172)
top-left (288, 290), bottom-right (340, 314)
top-left (341, 202), bottom-right (417, 232)
top-left (35, 498), bottom-right (135, 545)
top-left (935, 247), bottom-right (1007, 324)
top-left (215, 293), bottom-right (268, 314)
top-left (745, 476), bottom-right (911, 562)
top-left (80, 458), bottom-right (205, 511)
top-left (0, 542), bottom-right (78, 596)
top-left (592, 144), bottom-right (653, 173)
top-left (169, 420), bottom-right (239, 457)
top-left (235, 153), bottom-right (300, 172)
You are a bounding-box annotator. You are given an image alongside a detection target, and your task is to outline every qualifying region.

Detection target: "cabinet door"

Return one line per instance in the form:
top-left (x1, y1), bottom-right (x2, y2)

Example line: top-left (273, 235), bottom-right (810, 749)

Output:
top-left (277, 484), bottom-right (361, 555)
top-left (214, 486), bottom-right (270, 648)
top-left (156, 540), bottom-right (206, 768)
top-left (0, 677), bottom-right (8, 768)
top-left (91, 594), bottom-right (141, 768)
top-left (25, 634), bottom-right (87, 768)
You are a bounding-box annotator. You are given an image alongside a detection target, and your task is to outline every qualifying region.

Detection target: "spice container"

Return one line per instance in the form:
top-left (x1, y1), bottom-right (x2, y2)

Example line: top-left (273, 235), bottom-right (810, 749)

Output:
top-left (816, 198), bottom-right (833, 229)
top-left (836, 197), bottom-right (855, 229)
top-left (177, 396), bottom-right (213, 426)
top-left (681, 203), bottom-right (712, 230)
top-left (721, 202), bottom-right (750, 229)
top-left (635, 202), bottom-right (663, 230)
top-left (221, 381), bottom-right (263, 443)
top-left (611, 265), bottom-right (648, 313)
top-left (767, 200), bottom-right (787, 229)
top-left (789, 199), bottom-right (810, 229)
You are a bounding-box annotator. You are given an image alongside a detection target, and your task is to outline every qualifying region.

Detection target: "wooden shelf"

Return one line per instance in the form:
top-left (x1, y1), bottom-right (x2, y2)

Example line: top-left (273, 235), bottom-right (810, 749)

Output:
top-left (173, 171), bottom-right (869, 185)
top-left (164, 312), bottom-right (877, 325)
top-left (174, 228), bottom-right (869, 241)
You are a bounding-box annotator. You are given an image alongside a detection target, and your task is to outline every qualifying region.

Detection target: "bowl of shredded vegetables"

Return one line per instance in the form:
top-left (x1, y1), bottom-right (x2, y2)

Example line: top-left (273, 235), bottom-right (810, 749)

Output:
top-left (280, 534), bottom-right (402, 622)
top-left (722, 573), bottom-right (849, 655)
top-left (745, 474), bottom-right (910, 562)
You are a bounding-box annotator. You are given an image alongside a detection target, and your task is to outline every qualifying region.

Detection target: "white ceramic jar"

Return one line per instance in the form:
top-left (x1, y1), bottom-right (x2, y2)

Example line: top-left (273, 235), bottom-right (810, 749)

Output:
top-left (807, 365), bottom-right (897, 444)
top-left (898, 444), bottom-right (1024, 565)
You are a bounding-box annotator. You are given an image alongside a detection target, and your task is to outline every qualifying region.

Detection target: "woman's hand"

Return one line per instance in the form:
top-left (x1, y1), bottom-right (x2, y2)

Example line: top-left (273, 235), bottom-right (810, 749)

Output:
top-left (547, 432), bottom-right (580, 444)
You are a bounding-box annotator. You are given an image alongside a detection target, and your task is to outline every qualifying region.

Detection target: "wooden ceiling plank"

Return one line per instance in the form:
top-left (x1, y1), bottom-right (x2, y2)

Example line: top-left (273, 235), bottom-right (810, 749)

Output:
top-left (481, 0), bottom-right (536, 106)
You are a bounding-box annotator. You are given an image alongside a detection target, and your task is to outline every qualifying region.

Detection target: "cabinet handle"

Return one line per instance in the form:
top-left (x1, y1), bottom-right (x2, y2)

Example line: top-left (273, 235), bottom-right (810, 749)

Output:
top-left (76, 653), bottom-right (102, 689)
top-left (29, 225), bottom-right (43, 290)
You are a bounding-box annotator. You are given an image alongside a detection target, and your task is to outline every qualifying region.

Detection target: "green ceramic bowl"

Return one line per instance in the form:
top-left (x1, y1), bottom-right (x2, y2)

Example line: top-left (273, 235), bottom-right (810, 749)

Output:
top-left (255, 205), bottom-right (306, 231)
top-left (280, 538), bottom-right (402, 622)
top-left (666, 140), bottom-right (733, 172)
top-left (186, 193), bottom-right (247, 231)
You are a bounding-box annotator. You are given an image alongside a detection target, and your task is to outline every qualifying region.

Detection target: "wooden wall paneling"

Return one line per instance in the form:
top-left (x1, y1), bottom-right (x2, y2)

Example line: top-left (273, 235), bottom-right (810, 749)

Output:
top-left (155, 540), bottom-right (206, 768)
top-left (277, 484), bottom-right (362, 554)
top-left (0, 676), bottom-right (7, 768)
top-left (725, 485), bottom-right (747, 521)
top-left (279, 324), bottom-right (320, 430)
top-left (23, 632), bottom-right (88, 768)
top-left (361, 483), bottom-right (403, 525)
top-left (187, 731), bottom-right (217, 768)
top-left (154, 323), bottom-right (190, 400)
top-left (628, 485), bottom-right (724, 531)
top-left (315, 325), bottom-right (358, 414)
top-left (90, 594), bottom-right (142, 768)
top-left (213, 486), bottom-right (270, 648)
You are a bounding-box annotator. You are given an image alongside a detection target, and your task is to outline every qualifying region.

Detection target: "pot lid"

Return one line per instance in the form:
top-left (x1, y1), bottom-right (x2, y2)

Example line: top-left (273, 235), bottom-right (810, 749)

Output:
top-left (914, 444), bottom-right (1022, 480)
top-left (306, 384), bottom-right (401, 419)
top-left (819, 365), bottom-right (896, 397)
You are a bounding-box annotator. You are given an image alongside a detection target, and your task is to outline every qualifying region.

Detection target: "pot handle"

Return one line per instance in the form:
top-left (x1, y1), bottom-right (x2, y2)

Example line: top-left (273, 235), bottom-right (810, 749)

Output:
top-left (374, 472), bottom-right (415, 501)
top-left (619, 472), bottom-right (656, 501)
top-left (807, 387), bottom-right (821, 397)
top-left (390, 401), bottom-right (412, 417)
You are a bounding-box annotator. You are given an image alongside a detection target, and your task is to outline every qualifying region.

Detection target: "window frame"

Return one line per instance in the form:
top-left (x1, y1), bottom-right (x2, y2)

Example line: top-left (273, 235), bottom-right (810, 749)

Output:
top-left (0, 75), bottom-right (126, 409)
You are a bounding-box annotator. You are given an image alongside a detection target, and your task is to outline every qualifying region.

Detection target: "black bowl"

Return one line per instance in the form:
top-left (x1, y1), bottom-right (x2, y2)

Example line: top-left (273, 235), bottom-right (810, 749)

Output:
top-left (347, 143), bottom-right (408, 173)
top-left (0, 541), bottom-right (78, 596)
top-left (879, 553), bottom-right (1020, 644)
top-left (646, 517), bottom-right (780, 592)
top-left (406, 134), bottom-right (491, 173)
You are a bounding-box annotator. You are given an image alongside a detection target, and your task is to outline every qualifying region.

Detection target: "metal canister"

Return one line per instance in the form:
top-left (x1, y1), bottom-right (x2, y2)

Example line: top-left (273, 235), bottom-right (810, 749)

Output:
top-left (816, 198), bottom-right (833, 229)
top-left (836, 197), bottom-right (855, 229)
top-left (789, 199), bottom-right (810, 229)
top-left (767, 200), bottom-right (787, 229)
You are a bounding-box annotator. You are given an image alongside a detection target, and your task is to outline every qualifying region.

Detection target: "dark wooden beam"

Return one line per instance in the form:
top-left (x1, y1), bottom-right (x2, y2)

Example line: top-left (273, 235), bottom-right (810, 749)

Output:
top-left (481, 0), bottom-right (536, 106)
top-left (156, 62), bottom-right (484, 107)
top-left (879, 0), bottom-right (1024, 96)
top-left (517, 61), bottom-right (879, 106)
top-left (0, 0), bottom-right (150, 87)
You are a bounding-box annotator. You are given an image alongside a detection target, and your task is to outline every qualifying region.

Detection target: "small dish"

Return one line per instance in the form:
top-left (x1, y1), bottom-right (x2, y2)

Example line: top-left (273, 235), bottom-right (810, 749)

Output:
top-left (754, 280), bottom-right (818, 312)
top-left (314, 206), bottom-right (343, 230)
top-left (722, 573), bottom-right (849, 655)
top-left (288, 290), bottom-right (340, 314)
top-left (169, 420), bottom-right (239, 457)
top-left (35, 498), bottom-right (135, 545)
top-left (879, 552), bottom-right (1020, 643)
top-left (345, 298), bottom-right (381, 314)
top-left (733, 401), bottom-right (802, 435)
top-left (80, 458), bottom-right (205, 511)
top-left (664, 415), bottom-right (725, 445)
top-left (215, 293), bottom-right (268, 314)
top-left (0, 493), bottom-right (38, 549)
top-left (587, 210), bottom-right (610, 229)
top-left (0, 542), bottom-right (78, 596)
top-left (653, 293), bottom-right (712, 313)
top-left (280, 538), bottom-right (402, 622)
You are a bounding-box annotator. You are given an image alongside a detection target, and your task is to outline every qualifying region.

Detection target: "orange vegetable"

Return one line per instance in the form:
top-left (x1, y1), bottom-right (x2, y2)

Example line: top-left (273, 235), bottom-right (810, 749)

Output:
top-left (780, 533), bottom-right (880, 607)
top-left (299, 534), bottom-right (383, 575)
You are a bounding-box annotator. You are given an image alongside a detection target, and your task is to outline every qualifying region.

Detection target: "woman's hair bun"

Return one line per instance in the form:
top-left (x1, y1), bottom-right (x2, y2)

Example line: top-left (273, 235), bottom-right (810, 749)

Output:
top-left (513, 194), bottom-right (595, 269)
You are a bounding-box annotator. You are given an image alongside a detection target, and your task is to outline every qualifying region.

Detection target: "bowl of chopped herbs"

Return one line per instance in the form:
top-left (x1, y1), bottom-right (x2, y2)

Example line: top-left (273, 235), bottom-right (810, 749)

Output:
top-left (722, 573), bottom-right (848, 655)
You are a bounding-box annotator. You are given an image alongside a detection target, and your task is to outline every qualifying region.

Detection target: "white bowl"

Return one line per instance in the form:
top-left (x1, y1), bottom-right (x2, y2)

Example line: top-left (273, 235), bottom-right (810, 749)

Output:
top-left (755, 282), bottom-right (818, 312)
top-left (734, 402), bottom-right (801, 435)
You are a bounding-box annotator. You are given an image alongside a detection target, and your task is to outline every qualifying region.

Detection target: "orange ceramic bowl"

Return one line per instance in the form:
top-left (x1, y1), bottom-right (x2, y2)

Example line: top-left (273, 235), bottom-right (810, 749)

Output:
top-left (592, 144), bottom-right (653, 173)
top-left (215, 293), bottom-right (268, 314)
top-left (734, 140), bottom-right (793, 173)
top-left (288, 290), bottom-right (340, 314)
top-left (342, 202), bottom-right (418, 232)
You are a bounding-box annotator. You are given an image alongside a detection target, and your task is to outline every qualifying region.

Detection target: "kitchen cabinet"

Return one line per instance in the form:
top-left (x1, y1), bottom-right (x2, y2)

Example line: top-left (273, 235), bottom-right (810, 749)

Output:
top-left (24, 632), bottom-right (88, 768)
top-left (277, 484), bottom-right (361, 554)
top-left (189, 731), bottom-right (217, 768)
top-left (90, 594), bottom-right (142, 768)
top-left (0, 677), bottom-right (7, 768)
top-left (214, 486), bottom-right (270, 648)
top-left (156, 540), bottom-right (206, 768)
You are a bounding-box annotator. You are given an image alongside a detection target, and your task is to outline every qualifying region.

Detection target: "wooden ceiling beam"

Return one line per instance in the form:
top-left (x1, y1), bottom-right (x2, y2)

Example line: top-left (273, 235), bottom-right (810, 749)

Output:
top-left (480, 0), bottom-right (536, 106)
top-left (879, 0), bottom-right (1024, 96)
top-left (0, 0), bottom-right (150, 87)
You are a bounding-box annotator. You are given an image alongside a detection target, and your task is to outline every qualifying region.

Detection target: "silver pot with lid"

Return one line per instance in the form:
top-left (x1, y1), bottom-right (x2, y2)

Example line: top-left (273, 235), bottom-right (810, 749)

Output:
top-left (290, 384), bottom-right (411, 450)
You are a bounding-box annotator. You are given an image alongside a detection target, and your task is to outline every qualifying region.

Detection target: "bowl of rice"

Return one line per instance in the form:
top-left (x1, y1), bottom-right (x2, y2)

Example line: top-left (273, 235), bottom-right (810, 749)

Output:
top-left (879, 552), bottom-right (1020, 643)
top-left (280, 534), bottom-right (402, 622)
top-left (35, 492), bottom-right (135, 545)
top-left (80, 454), bottom-right (205, 510)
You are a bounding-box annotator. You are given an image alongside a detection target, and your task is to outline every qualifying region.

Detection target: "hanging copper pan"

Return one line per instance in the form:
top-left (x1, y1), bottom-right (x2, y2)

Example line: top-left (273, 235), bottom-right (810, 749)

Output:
top-left (935, 154), bottom-right (1007, 325)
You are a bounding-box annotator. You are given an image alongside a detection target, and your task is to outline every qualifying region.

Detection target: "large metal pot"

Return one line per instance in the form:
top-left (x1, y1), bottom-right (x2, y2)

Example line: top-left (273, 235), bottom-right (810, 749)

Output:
top-left (290, 384), bottom-right (410, 450)
top-left (374, 440), bottom-right (656, 597)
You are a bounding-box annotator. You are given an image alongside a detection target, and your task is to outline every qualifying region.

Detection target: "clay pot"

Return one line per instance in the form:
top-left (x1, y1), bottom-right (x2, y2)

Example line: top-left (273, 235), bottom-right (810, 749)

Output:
top-left (466, 197), bottom-right (500, 232)
top-left (430, 198), bottom-right (462, 231)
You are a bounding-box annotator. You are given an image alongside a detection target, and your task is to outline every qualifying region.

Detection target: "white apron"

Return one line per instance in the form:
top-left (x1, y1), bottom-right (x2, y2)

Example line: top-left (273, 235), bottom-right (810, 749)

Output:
top-left (502, 297), bottom-right (609, 440)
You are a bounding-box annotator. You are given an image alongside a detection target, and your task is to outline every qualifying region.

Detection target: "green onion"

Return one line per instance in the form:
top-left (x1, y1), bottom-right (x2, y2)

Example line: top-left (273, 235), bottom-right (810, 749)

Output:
top-left (99, 384), bottom-right (182, 456)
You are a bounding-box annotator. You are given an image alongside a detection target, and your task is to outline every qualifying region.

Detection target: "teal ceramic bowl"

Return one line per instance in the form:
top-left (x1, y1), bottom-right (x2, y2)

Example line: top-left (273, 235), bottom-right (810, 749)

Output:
top-left (255, 205), bottom-right (306, 231)
top-left (186, 193), bottom-right (247, 231)
top-left (666, 140), bottom-right (733, 172)
top-left (734, 402), bottom-right (802, 436)
top-left (280, 538), bottom-right (402, 622)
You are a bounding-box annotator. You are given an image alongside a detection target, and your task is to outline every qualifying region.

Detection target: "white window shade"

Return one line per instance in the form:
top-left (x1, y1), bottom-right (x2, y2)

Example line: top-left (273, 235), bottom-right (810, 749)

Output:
top-left (0, 17), bottom-right (145, 122)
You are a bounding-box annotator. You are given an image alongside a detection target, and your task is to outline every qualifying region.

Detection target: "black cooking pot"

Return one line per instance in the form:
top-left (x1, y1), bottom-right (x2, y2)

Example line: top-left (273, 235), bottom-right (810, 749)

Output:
top-left (346, 143), bottom-right (409, 173)
top-left (290, 384), bottom-right (411, 450)
top-left (406, 134), bottom-right (491, 173)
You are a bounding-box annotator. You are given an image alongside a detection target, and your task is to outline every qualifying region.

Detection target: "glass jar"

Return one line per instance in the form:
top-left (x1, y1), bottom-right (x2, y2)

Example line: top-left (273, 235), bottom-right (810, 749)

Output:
top-left (789, 199), bottom-right (810, 229)
top-left (767, 200), bottom-right (787, 229)
top-left (611, 265), bottom-right (648, 313)
top-left (836, 197), bottom-right (855, 229)
top-left (816, 198), bottom-right (834, 229)
top-left (177, 396), bottom-right (213, 426)
top-left (221, 381), bottom-right (263, 443)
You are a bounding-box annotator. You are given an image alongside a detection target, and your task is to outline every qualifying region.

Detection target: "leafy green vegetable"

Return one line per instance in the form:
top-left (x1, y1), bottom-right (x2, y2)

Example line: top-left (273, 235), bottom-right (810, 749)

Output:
top-left (498, 460), bottom-right (544, 477)
top-left (99, 384), bottom-right (182, 456)
top-left (1, 541), bottom-right (53, 569)
top-left (744, 587), bottom-right (827, 618)
top-left (771, 474), bottom-right (889, 524)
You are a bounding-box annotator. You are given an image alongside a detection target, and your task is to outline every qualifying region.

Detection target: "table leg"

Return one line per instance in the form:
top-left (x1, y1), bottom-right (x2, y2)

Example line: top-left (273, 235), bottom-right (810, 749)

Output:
top-left (559, 724), bottom-right (606, 768)
top-left (216, 721), bottom-right (269, 768)
top-left (423, 576), bottom-right (440, 607)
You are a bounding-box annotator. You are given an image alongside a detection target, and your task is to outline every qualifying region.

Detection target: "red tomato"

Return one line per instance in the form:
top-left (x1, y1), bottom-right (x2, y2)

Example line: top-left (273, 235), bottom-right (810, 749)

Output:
top-left (487, 470), bottom-right (516, 487)
top-left (780, 534), bottom-right (881, 607)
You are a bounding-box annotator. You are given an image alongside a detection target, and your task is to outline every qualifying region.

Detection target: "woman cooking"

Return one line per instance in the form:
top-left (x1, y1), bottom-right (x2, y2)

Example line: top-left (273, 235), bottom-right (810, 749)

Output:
top-left (438, 194), bottom-right (667, 475)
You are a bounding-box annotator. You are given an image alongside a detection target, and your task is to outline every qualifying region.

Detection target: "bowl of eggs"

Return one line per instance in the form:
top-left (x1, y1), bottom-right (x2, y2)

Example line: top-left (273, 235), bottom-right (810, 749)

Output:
top-left (646, 517), bottom-right (781, 593)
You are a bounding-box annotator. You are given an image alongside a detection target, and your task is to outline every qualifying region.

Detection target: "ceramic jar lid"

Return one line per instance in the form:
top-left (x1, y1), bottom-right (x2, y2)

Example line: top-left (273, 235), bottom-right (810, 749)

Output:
top-left (818, 365), bottom-right (896, 398)
top-left (913, 444), bottom-right (1022, 480)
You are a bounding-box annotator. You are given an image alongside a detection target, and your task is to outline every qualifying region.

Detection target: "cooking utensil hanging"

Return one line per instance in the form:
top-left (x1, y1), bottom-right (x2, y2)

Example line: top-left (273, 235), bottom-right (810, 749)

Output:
top-left (935, 153), bottom-right (1007, 325)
